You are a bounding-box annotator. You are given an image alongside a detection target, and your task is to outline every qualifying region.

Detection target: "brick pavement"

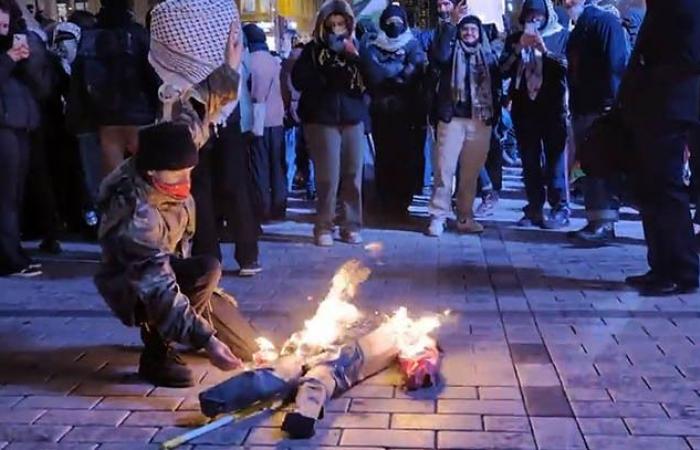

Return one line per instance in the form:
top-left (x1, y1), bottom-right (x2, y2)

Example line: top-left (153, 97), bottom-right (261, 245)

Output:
top-left (1, 169), bottom-right (699, 449)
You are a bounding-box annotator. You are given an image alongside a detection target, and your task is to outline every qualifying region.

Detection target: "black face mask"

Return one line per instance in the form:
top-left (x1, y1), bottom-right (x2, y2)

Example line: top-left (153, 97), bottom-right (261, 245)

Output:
top-left (384, 22), bottom-right (405, 38)
top-left (327, 32), bottom-right (346, 53)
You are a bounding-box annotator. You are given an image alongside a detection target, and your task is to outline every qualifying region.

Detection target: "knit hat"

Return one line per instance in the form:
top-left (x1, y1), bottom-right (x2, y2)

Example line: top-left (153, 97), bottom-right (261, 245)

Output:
top-left (136, 122), bottom-right (198, 172)
top-left (380, 4), bottom-right (407, 26)
top-left (242, 23), bottom-right (266, 45)
top-left (458, 15), bottom-right (483, 29)
top-left (148, 0), bottom-right (241, 91)
top-left (520, 0), bottom-right (548, 24)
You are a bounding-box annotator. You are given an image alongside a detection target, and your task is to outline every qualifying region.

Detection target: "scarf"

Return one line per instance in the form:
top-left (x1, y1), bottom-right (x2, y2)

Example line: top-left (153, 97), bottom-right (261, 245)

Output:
top-left (518, 47), bottom-right (544, 100)
top-left (451, 41), bottom-right (494, 122)
top-left (316, 44), bottom-right (365, 94)
top-left (151, 177), bottom-right (191, 201)
top-left (371, 29), bottom-right (414, 53)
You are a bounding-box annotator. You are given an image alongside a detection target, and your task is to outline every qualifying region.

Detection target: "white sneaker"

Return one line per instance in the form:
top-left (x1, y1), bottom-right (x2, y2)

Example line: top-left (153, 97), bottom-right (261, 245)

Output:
top-left (426, 218), bottom-right (446, 237)
top-left (10, 267), bottom-right (43, 278)
top-left (456, 218), bottom-right (484, 234)
top-left (315, 232), bottom-right (334, 247)
top-left (340, 230), bottom-right (363, 245)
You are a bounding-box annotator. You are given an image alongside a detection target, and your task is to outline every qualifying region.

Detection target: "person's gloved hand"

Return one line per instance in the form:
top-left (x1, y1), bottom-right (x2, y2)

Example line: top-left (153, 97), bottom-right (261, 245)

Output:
top-left (206, 336), bottom-right (243, 371)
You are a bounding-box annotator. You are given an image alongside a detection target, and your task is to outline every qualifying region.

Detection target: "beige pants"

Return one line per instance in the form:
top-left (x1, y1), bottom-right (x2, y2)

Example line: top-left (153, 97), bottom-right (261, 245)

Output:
top-left (429, 118), bottom-right (492, 220)
top-left (99, 125), bottom-right (140, 178)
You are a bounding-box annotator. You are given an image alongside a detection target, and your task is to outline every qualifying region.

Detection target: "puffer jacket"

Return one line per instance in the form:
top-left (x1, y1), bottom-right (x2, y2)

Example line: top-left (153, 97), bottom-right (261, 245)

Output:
top-left (94, 159), bottom-right (214, 349)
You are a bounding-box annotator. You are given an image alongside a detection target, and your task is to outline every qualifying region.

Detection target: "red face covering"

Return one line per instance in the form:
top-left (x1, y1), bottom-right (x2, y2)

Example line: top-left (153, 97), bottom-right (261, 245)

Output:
top-left (150, 177), bottom-right (191, 200)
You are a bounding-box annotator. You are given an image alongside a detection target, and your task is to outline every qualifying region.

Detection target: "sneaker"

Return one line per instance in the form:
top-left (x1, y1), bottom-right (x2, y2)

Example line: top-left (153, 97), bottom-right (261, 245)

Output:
top-left (39, 239), bottom-right (62, 255)
top-left (567, 222), bottom-right (616, 245)
top-left (84, 210), bottom-right (99, 227)
top-left (315, 232), bottom-right (334, 247)
top-left (239, 262), bottom-right (263, 277)
top-left (542, 208), bottom-right (571, 230)
top-left (139, 327), bottom-right (194, 388)
top-left (456, 218), bottom-right (484, 234)
top-left (426, 217), bottom-right (446, 237)
top-left (10, 267), bottom-right (43, 278)
top-left (516, 215), bottom-right (545, 228)
top-left (474, 192), bottom-right (499, 218)
top-left (340, 230), bottom-right (363, 245)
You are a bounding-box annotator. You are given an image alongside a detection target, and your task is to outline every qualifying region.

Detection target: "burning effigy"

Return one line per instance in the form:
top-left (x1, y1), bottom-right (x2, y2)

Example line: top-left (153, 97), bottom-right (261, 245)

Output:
top-left (160, 260), bottom-right (443, 448)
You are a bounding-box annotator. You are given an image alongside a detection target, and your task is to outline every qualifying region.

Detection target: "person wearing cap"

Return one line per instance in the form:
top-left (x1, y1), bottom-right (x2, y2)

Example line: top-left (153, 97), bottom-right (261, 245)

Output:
top-left (243, 23), bottom-right (287, 222)
top-left (94, 123), bottom-right (243, 387)
top-left (292, 0), bottom-right (368, 247)
top-left (500, 0), bottom-right (570, 230)
top-left (362, 3), bottom-right (427, 219)
top-left (426, 12), bottom-right (502, 237)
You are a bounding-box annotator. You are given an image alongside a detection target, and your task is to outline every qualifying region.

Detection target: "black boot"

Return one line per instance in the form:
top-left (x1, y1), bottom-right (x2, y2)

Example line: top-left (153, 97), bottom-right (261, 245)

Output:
top-left (138, 326), bottom-right (194, 388)
top-left (566, 222), bottom-right (615, 245)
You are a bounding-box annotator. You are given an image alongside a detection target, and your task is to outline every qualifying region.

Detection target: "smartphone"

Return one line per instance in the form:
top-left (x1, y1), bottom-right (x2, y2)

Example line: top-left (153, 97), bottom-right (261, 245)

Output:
top-left (524, 22), bottom-right (538, 36)
top-left (12, 33), bottom-right (27, 49)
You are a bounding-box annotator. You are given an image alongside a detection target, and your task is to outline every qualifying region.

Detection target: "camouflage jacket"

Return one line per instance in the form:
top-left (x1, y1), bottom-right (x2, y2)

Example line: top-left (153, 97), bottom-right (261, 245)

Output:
top-left (94, 159), bottom-right (214, 349)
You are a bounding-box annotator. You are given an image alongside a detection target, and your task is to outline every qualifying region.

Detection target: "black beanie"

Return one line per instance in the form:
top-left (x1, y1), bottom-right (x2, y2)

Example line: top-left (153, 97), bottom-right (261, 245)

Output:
top-left (136, 122), bottom-right (198, 172)
top-left (458, 15), bottom-right (483, 29)
top-left (520, 0), bottom-right (548, 24)
top-left (380, 4), bottom-right (407, 26)
top-left (243, 23), bottom-right (266, 45)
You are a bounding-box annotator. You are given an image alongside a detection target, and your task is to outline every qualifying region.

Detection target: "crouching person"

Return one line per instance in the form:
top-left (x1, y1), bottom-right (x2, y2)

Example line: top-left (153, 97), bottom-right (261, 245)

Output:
top-left (94, 122), bottom-right (242, 387)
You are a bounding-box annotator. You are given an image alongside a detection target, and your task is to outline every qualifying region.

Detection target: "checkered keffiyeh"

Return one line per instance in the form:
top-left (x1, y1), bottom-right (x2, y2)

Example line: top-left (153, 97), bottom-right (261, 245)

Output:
top-left (149, 0), bottom-right (241, 89)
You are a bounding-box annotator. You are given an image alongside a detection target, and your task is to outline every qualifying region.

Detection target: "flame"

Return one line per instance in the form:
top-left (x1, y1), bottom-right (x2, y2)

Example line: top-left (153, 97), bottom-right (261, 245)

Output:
top-left (276, 260), bottom-right (369, 358)
top-left (385, 307), bottom-right (441, 359)
top-left (252, 337), bottom-right (279, 365)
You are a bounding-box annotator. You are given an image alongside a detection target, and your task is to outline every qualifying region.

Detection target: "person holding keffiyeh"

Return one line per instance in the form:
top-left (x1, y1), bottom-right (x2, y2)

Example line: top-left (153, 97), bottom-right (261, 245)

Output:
top-left (292, 0), bottom-right (368, 247)
top-left (362, 3), bottom-right (427, 219)
top-left (500, 0), bottom-right (571, 229)
top-left (426, 13), bottom-right (501, 237)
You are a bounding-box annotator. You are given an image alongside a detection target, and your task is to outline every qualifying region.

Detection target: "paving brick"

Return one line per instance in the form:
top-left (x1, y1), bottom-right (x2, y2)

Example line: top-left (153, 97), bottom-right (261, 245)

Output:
top-left (340, 429), bottom-right (434, 448)
top-left (483, 416), bottom-right (530, 432)
top-left (13, 396), bottom-right (101, 410)
top-left (3, 444), bottom-right (98, 450)
top-left (572, 401), bottom-right (667, 418)
top-left (664, 403), bottom-right (700, 419)
top-left (246, 427), bottom-right (341, 446)
top-left (122, 411), bottom-right (208, 427)
top-left (394, 386), bottom-right (478, 400)
top-left (585, 435), bottom-right (690, 450)
top-left (0, 409), bottom-right (45, 424)
top-left (565, 388), bottom-right (611, 401)
top-left (391, 414), bottom-right (481, 431)
top-left (625, 418), bottom-right (700, 436)
top-left (478, 387), bottom-right (521, 400)
top-left (99, 445), bottom-right (187, 450)
top-left (343, 385), bottom-right (394, 398)
top-left (531, 417), bottom-right (586, 450)
top-left (688, 437), bottom-right (700, 449)
top-left (438, 399), bottom-right (526, 415)
top-left (0, 425), bottom-right (70, 442)
top-left (437, 431), bottom-right (536, 449)
top-left (577, 418), bottom-right (629, 435)
top-left (523, 386), bottom-right (573, 417)
top-left (350, 399), bottom-right (434, 414)
top-left (72, 383), bottom-right (152, 397)
top-left (95, 396), bottom-right (182, 411)
top-left (62, 426), bottom-right (157, 443)
top-left (0, 398), bottom-right (21, 408)
top-left (37, 410), bottom-right (128, 426)
top-left (153, 425), bottom-right (248, 446)
top-left (516, 364), bottom-right (561, 387)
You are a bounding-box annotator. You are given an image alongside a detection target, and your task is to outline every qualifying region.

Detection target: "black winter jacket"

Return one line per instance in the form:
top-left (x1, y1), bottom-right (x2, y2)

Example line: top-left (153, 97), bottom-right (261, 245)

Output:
top-left (292, 40), bottom-right (368, 127)
top-left (430, 22), bottom-right (501, 125)
top-left (567, 6), bottom-right (629, 115)
top-left (619, 0), bottom-right (700, 124)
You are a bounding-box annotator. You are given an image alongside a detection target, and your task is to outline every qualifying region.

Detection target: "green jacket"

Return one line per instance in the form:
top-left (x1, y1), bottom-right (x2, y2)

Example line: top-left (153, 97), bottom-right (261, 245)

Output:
top-left (94, 159), bottom-right (213, 349)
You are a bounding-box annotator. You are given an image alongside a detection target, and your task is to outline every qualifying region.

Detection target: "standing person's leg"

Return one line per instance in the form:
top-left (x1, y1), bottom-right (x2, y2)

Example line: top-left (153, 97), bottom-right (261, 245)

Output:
top-left (0, 129), bottom-right (33, 276)
top-left (304, 124), bottom-right (342, 245)
top-left (542, 115), bottom-right (571, 228)
top-left (485, 126), bottom-right (503, 192)
top-left (296, 126), bottom-right (316, 198)
top-left (427, 119), bottom-right (466, 236)
top-left (191, 142), bottom-right (222, 261)
top-left (284, 127), bottom-right (297, 192)
top-left (688, 124), bottom-right (700, 227)
top-left (513, 116), bottom-right (546, 226)
top-left (268, 126), bottom-right (288, 220)
top-left (77, 132), bottom-right (102, 228)
top-left (455, 120), bottom-right (492, 233)
top-left (370, 111), bottom-right (391, 210)
top-left (250, 133), bottom-right (273, 221)
top-left (423, 125), bottom-right (435, 193)
top-left (630, 121), bottom-right (699, 294)
top-left (99, 126), bottom-right (127, 178)
top-left (338, 123), bottom-right (365, 242)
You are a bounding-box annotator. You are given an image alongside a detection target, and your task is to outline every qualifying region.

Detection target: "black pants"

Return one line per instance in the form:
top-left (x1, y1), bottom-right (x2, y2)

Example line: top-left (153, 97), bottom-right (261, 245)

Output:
top-left (212, 117), bottom-right (260, 267)
top-left (514, 113), bottom-right (568, 215)
top-left (0, 128), bottom-right (31, 274)
top-left (23, 126), bottom-right (61, 241)
top-left (250, 126), bottom-right (287, 221)
top-left (688, 124), bottom-right (700, 224)
top-left (192, 141), bottom-right (222, 261)
top-left (631, 120), bottom-right (699, 286)
top-left (372, 111), bottom-right (425, 213)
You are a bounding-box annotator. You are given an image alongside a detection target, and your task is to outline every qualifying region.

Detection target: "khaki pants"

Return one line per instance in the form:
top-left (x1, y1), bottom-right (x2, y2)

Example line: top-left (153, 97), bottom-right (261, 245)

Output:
top-left (304, 123), bottom-right (364, 234)
top-left (429, 118), bottom-right (492, 220)
top-left (99, 125), bottom-right (140, 178)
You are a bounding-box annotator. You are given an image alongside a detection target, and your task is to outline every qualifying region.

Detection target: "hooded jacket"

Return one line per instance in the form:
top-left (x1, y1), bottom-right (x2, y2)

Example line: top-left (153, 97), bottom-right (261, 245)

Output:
top-left (94, 159), bottom-right (214, 349)
top-left (566, 5), bottom-right (629, 115)
top-left (291, 0), bottom-right (368, 126)
top-left (430, 16), bottom-right (501, 125)
top-left (500, 0), bottom-right (569, 118)
top-left (619, 0), bottom-right (700, 124)
top-left (280, 46), bottom-right (303, 125)
top-left (245, 26), bottom-right (285, 129)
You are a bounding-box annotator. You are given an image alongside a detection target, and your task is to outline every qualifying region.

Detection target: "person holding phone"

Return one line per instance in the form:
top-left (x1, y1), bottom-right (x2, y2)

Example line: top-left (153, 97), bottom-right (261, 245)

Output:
top-left (499, 0), bottom-right (571, 229)
top-left (0, 0), bottom-right (43, 277)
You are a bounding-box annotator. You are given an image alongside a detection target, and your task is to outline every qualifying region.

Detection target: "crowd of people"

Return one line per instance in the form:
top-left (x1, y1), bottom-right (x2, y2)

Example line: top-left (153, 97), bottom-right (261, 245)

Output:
top-left (0, 0), bottom-right (699, 282)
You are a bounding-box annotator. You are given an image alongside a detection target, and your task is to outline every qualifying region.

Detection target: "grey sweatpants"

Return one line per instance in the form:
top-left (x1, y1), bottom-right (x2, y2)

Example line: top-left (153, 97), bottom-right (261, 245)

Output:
top-left (304, 123), bottom-right (364, 234)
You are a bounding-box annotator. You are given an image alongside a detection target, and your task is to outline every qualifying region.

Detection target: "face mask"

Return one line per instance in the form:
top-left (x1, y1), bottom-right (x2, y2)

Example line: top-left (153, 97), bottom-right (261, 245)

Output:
top-left (151, 176), bottom-right (191, 200)
top-left (384, 22), bottom-right (405, 39)
top-left (327, 32), bottom-right (346, 52)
